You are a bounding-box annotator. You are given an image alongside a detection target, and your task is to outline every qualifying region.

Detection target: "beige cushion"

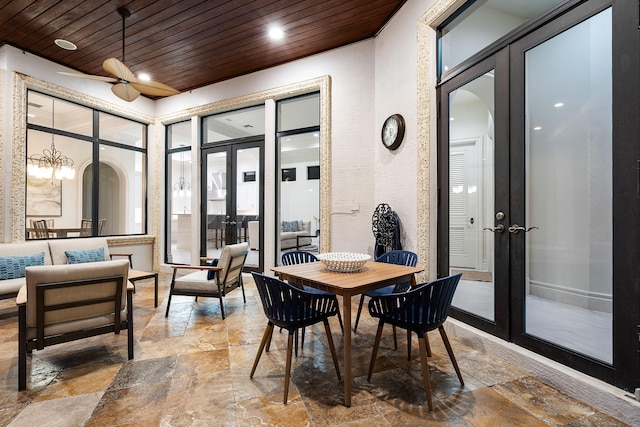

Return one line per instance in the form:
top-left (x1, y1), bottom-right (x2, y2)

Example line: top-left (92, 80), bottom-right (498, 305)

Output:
top-left (25, 259), bottom-right (129, 328)
top-left (174, 242), bottom-right (248, 292)
top-left (217, 242), bottom-right (248, 283)
top-left (0, 241), bottom-right (52, 265)
top-left (1, 277), bottom-right (28, 296)
top-left (48, 237), bottom-right (111, 265)
top-left (174, 270), bottom-right (217, 292)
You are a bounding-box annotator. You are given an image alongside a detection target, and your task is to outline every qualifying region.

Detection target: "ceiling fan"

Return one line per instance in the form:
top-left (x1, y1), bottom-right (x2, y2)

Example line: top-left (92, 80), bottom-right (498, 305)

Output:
top-left (59, 7), bottom-right (179, 102)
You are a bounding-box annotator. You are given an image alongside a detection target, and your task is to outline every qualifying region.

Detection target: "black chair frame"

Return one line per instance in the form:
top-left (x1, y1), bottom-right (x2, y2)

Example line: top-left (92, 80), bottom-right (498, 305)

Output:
top-left (250, 272), bottom-right (341, 404)
top-left (367, 273), bottom-right (463, 410)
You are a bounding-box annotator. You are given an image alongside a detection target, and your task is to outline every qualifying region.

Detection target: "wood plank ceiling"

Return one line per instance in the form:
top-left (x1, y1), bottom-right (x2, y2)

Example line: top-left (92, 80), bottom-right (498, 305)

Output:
top-left (0, 0), bottom-right (406, 97)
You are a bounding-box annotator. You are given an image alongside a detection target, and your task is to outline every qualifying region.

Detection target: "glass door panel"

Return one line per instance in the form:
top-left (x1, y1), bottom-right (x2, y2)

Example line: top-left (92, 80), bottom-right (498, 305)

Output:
top-left (236, 147), bottom-right (260, 269)
top-left (205, 150), bottom-right (228, 256)
top-left (202, 142), bottom-right (262, 271)
top-left (449, 71), bottom-right (496, 322)
top-left (521, 8), bottom-right (612, 363)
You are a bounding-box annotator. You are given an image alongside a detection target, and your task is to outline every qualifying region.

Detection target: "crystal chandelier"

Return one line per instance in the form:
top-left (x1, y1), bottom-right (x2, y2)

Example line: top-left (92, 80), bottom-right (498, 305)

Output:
top-left (27, 140), bottom-right (75, 180)
top-left (27, 102), bottom-right (75, 180)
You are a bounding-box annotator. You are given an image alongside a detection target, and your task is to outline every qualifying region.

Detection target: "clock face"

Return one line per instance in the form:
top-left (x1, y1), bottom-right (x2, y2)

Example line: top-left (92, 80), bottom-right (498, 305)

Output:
top-left (381, 114), bottom-right (405, 150)
top-left (383, 118), bottom-right (398, 145)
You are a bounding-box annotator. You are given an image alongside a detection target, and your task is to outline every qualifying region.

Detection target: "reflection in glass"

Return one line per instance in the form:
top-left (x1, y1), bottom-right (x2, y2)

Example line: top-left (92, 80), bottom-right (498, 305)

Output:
top-left (25, 91), bottom-right (147, 239)
top-left (440, 0), bottom-right (563, 74)
top-left (236, 147), bottom-right (260, 269)
top-left (524, 9), bottom-right (612, 363)
top-left (27, 92), bottom-right (92, 136)
top-left (206, 151), bottom-right (228, 257)
top-left (279, 132), bottom-right (320, 256)
top-left (94, 145), bottom-right (145, 235)
top-left (448, 71), bottom-right (495, 322)
top-left (26, 130), bottom-right (92, 236)
top-left (278, 92), bottom-right (320, 132)
top-left (203, 105), bottom-right (265, 143)
top-left (167, 148), bottom-right (192, 264)
top-left (99, 112), bottom-right (145, 147)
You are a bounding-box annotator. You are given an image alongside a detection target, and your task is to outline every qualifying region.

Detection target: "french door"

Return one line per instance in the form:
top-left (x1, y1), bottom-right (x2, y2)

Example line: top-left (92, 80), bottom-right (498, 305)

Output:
top-left (438, 0), bottom-right (640, 391)
top-left (201, 139), bottom-right (263, 271)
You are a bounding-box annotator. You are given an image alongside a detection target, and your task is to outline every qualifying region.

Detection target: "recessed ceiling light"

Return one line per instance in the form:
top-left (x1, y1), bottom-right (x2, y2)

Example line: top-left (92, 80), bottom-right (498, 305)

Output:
top-left (268, 26), bottom-right (284, 40)
top-left (54, 39), bottom-right (77, 50)
top-left (450, 117), bottom-right (455, 121)
top-left (137, 73), bottom-right (151, 81)
top-left (534, 126), bottom-right (542, 130)
top-left (554, 102), bottom-right (564, 108)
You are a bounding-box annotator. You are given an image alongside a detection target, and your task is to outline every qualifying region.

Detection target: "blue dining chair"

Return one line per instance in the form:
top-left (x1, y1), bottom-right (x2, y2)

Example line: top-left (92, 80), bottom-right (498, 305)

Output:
top-left (367, 273), bottom-right (464, 411)
top-left (250, 272), bottom-right (341, 404)
top-left (353, 250), bottom-right (417, 349)
top-left (281, 251), bottom-right (344, 351)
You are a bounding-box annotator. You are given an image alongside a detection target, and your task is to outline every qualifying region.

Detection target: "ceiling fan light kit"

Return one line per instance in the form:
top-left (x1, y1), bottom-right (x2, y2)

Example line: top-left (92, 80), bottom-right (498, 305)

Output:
top-left (58, 7), bottom-right (179, 102)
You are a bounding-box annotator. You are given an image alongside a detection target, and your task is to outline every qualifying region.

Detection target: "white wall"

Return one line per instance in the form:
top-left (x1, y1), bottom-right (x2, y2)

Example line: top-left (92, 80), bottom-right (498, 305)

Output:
top-left (156, 40), bottom-right (378, 256)
top-left (2, 0), bottom-right (439, 262)
top-left (373, 0), bottom-right (436, 254)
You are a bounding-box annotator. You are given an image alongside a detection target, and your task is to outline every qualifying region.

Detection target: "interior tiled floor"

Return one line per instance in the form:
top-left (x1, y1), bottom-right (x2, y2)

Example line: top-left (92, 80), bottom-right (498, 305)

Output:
top-left (0, 273), bottom-right (632, 426)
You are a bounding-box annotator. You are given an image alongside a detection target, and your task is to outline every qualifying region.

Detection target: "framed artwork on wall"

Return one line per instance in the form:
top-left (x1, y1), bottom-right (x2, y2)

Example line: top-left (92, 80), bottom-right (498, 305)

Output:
top-left (307, 165), bottom-right (320, 180)
top-left (26, 176), bottom-right (62, 216)
top-left (282, 168), bottom-right (296, 181)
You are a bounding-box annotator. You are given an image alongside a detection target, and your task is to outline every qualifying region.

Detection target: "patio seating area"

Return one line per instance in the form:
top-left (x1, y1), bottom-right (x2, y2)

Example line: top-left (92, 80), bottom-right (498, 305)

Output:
top-left (0, 273), bottom-right (629, 426)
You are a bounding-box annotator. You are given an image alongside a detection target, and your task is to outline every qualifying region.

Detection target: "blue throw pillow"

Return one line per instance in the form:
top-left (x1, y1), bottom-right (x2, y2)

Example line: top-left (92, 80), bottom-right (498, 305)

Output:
top-left (283, 220), bottom-right (299, 232)
top-left (206, 258), bottom-right (219, 280)
top-left (65, 247), bottom-right (105, 264)
top-left (0, 252), bottom-right (45, 279)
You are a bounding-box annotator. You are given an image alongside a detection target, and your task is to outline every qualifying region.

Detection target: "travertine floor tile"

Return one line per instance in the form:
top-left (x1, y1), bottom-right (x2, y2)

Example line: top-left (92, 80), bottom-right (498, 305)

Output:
top-left (0, 273), bottom-right (632, 427)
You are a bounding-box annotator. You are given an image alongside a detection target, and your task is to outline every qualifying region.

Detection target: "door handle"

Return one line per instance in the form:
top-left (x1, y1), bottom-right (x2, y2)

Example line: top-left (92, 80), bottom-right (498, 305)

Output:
top-left (483, 224), bottom-right (505, 233)
top-left (222, 221), bottom-right (237, 226)
top-left (508, 224), bottom-right (539, 234)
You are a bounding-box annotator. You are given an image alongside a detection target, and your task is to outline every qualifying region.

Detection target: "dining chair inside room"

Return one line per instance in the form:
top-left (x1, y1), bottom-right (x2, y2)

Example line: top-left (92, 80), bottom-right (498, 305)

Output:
top-left (367, 273), bottom-right (464, 410)
top-left (98, 218), bottom-right (106, 235)
top-left (353, 250), bottom-right (418, 350)
top-left (31, 219), bottom-right (51, 239)
top-left (250, 272), bottom-right (341, 404)
top-left (80, 219), bottom-right (92, 237)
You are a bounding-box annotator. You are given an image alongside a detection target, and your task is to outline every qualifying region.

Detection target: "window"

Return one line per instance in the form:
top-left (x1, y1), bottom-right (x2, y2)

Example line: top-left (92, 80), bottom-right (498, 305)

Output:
top-left (25, 91), bottom-right (147, 238)
top-left (165, 121), bottom-right (192, 264)
top-left (277, 93), bottom-right (321, 242)
top-left (439, 0), bottom-right (564, 76)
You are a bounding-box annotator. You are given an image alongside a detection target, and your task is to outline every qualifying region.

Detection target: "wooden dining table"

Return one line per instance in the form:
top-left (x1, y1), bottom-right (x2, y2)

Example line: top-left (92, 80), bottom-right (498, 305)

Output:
top-left (271, 260), bottom-right (424, 407)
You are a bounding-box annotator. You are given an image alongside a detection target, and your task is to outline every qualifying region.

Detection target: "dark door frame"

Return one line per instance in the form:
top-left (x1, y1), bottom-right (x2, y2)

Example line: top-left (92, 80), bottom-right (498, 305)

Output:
top-left (437, 0), bottom-right (640, 391)
top-left (200, 137), bottom-right (264, 272)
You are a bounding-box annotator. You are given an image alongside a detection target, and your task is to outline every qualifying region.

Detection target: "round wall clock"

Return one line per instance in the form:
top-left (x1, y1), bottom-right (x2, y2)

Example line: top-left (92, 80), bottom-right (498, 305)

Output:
top-left (381, 114), bottom-right (405, 150)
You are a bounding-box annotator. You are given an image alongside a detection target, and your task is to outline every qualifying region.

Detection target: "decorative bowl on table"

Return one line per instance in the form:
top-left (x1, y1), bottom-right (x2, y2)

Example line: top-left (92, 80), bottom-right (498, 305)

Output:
top-left (317, 252), bottom-right (371, 273)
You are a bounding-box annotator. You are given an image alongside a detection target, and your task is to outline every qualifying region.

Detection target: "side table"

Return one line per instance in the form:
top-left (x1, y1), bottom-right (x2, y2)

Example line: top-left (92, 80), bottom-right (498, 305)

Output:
top-left (128, 269), bottom-right (159, 307)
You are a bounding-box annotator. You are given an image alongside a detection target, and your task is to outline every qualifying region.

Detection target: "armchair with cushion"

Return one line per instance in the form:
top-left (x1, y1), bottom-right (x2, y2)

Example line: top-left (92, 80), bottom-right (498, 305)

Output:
top-left (17, 259), bottom-right (133, 390)
top-left (165, 242), bottom-right (249, 319)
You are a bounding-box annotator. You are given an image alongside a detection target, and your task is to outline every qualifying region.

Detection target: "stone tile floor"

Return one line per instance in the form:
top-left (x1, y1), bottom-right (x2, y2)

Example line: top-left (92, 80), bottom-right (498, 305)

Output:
top-left (0, 272), bottom-right (633, 426)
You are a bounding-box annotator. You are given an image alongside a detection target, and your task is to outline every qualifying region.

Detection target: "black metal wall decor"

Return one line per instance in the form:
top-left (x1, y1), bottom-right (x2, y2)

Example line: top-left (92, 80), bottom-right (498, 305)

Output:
top-left (372, 203), bottom-right (402, 258)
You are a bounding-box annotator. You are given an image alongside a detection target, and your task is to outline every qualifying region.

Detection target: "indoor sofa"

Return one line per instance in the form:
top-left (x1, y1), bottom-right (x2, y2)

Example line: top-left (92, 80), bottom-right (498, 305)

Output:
top-left (247, 220), bottom-right (312, 250)
top-left (0, 237), bottom-right (130, 301)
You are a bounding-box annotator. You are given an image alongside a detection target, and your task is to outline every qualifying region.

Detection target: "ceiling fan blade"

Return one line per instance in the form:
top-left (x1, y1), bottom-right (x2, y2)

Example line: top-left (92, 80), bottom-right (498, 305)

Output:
top-left (111, 83), bottom-right (140, 102)
top-left (103, 58), bottom-right (136, 82)
top-left (58, 71), bottom-right (118, 83)
top-left (129, 79), bottom-right (180, 97)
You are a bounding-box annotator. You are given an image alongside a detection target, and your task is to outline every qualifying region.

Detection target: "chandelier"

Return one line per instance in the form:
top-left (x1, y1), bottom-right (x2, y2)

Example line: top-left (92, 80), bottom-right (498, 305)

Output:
top-left (173, 151), bottom-right (191, 197)
top-left (27, 102), bottom-right (75, 181)
top-left (27, 140), bottom-right (75, 180)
